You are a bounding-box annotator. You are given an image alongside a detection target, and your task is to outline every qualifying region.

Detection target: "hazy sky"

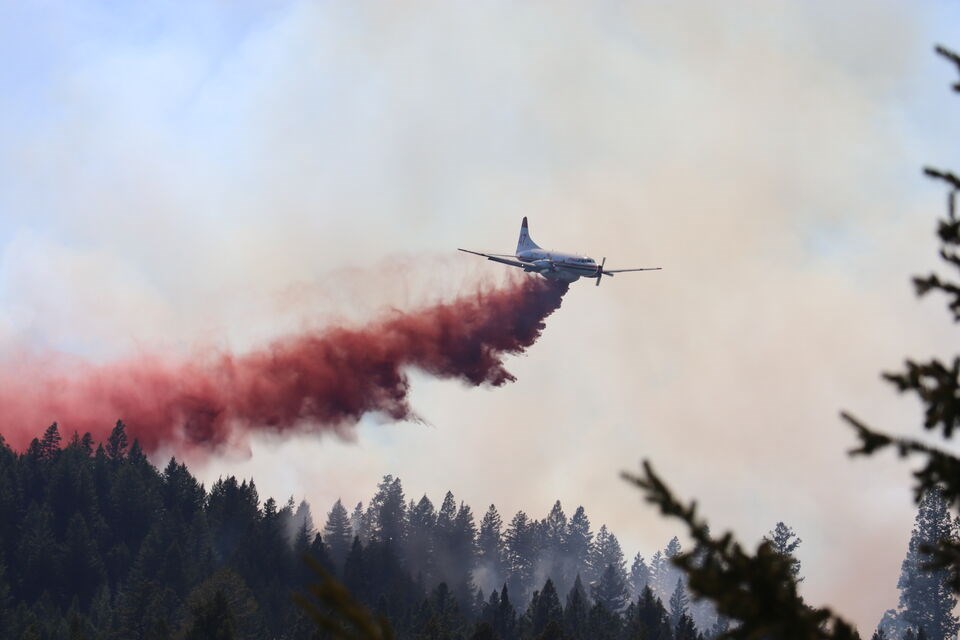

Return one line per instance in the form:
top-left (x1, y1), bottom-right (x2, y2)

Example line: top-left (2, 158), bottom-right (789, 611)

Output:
top-left (3, 0), bottom-right (960, 630)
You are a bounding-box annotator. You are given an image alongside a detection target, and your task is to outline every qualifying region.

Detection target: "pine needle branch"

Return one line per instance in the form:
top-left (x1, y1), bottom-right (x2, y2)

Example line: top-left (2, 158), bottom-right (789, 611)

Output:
top-left (935, 45), bottom-right (960, 92)
top-left (842, 412), bottom-right (960, 508)
top-left (622, 461), bottom-right (858, 640)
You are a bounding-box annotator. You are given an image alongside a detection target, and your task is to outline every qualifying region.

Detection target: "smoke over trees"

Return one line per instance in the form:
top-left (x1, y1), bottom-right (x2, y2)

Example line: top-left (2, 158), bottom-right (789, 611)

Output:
top-left (6, 418), bottom-right (956, 639)
top-left (1, 422), bottom-right (772, 639)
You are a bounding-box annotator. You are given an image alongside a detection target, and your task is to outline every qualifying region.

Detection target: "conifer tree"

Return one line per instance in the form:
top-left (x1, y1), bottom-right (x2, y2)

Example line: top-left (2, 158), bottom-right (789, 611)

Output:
top-left (587, 599), bottom-right (623, 640)
top-left (660, 537), bottom-right (683, 598)
top-left (649, 550), bottom-right (668, 599)
top-left (105, 421), bottom-right (128, 461)
top-left (481, 588), bottom-right (500, 627)
top-left (477, 505), bottom-right (505, 593)
top-left (350, 501), bottom-right (366, 541)
top-left (437, 491), bottom-right (457, 536)
top-left (406, 495), bottom-right (438, 585)
top-left (564, 574), bottom-right (589, 640)
top-left (292, 500), bottom-right (314, 542)
top-left (504, 511), bottom-right (536, 601)
top-left (669, 577), bottom-right (690, 630)
top-left (343, 537), bottom-right (368, 602)
top-left (38, 423), bottom-right (61, 461)
top-left (494, 584), bottom-right (518, 640)
top-left (543, 501), bottom-right (568, 592)
top-left (591, 563), bottom-right (630, 614)
top-left (432, 491), bottom-right (461, 589)
top-left (566, 507), bottom-right (593, 586)
top-left (880, 489), bottom-right (960, 640)
top-left (366, 475), bottom-right (406, 546)
top-left (764, 522), bottom-right (803, 583)
top-left (675, 612), bottom-right (699, 640)
top-left (524, 578), bottom-right (563, 638)
top-left (323, 499), bottom-right (353, 570)
top-left (450, 502), bottom-right (479, 603)
top-left (589, 525), bottom-right (626, 584)
top-left (630, 552), bottom-right (651, 598)
top-left (633, 586), bottom-right (673, 640)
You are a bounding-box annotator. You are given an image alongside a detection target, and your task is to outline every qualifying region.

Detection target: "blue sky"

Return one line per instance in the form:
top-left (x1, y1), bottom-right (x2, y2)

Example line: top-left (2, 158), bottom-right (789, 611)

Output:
top-left (3, 1), bottom-right (960, 630)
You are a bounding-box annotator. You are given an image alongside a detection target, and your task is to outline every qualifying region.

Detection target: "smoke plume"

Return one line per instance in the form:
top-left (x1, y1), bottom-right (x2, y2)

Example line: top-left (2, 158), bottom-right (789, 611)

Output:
top-left (0, 275), bottom-right (567, 456)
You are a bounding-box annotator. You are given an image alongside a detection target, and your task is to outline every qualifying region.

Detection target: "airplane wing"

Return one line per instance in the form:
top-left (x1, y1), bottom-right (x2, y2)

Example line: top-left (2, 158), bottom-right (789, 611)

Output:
top-left (603, 267), bottom-right (662, 273)
top-left (458, 248), bottom-right (531, 269)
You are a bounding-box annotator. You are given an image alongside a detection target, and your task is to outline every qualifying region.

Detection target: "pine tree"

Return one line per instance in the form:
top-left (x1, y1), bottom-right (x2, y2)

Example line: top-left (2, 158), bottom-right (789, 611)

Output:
top-left (405, 495), bottom-right (437, 585)
top-left (292, 500), bottom-right (314, 543)
top-left (504, 511), bottom-right (536, 602)
top-left (477, 505), bottom-right (505, 593)
top-left (323, 499), bottom-right (354, 570)
top-left (366, 475), bottom-right (406, 546)
top-left (105, 420), bottom-right (128, 461)
top-left (543, 501), bottom-right (568, 592)
top-left (566, 507), bottom-right (593, 587)
top-left (524, 579), bottom-right (563, 638)
top-left (38, 423), bottom-right (61, 460)
top-left (564, 575), bottom-right (590, 640)
top-left (343, 537), bottom-right (368, 602)
top-left (350, 501), bottom-right (366, 541)
top-left (661, 537), bottom-right (683, 598)
top-left (586, 600), bottom-right (622, 640)
top-left (437, 491), bottom-right (457, 536)
top-left (494, 584), bottom-right (518, 640)
top-left (675, 613), bottom-right (699, 640)
top-left (589, 525), bottom-right (625, 585)
top-left (591, 563), bottom-right (630, 613)
top-left (649, 550), bottom-right (668, 599)
top-left (432, 491), bottom-right (460, 587)
top-left (450, 502), bottom-right (479, 603)
top-left (668, 578), bottom-right (689, 630)
top-left (764, 522), bottom-right (803, 583)
top-left (161, 458), bottom-right (205, 523)
top-left (629, 553), bottom-right (650, 598)
top-left (633, 586), bottom-right (673, 640)
top-left (884, 489), bottom-right (960, 640)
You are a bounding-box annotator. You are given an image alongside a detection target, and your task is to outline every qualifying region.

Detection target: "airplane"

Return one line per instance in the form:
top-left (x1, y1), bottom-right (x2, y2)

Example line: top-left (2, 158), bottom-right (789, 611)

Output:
top-left (459, 217), bottom-right (661, 286)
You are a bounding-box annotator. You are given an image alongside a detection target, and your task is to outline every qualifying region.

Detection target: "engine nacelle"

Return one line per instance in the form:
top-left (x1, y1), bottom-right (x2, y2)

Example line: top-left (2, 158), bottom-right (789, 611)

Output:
top-left (531, 259), bottom-right (555, 273)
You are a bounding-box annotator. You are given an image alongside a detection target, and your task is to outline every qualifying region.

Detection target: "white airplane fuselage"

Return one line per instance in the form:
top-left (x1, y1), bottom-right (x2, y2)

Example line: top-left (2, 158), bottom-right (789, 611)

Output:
top-left (515, 248), bottom-right (597, 283)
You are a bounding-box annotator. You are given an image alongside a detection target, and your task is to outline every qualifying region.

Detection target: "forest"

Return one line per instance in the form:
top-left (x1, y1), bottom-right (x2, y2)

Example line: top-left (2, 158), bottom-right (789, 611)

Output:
top-left (0, 420), bottom-right (952, 639)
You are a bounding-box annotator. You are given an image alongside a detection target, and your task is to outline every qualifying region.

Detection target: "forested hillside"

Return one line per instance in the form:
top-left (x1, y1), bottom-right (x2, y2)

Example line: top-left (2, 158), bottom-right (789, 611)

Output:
top-left (0, 421), bottom-right (735, 639)
top-left (16, 417), bottom-right (951, 640)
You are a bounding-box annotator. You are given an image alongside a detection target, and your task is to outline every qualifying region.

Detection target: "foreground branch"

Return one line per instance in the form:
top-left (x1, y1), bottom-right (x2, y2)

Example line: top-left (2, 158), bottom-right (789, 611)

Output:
top-left (843, 412), bottom-right (960, 510)
top-left (292, 556), bottom-right (394, 640)
top-left (622, 461), bottom-right (858, 640)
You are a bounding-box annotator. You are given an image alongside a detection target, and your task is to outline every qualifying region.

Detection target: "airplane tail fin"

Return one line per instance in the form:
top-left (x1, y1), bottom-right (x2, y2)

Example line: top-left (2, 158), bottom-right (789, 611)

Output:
top-left (516, 217), bottom-right (541, 254)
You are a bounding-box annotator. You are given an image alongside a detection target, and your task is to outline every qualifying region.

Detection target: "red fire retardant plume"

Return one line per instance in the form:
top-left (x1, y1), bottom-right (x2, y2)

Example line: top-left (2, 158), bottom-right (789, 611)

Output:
top-left (0, 276), bottom-right (567, 456)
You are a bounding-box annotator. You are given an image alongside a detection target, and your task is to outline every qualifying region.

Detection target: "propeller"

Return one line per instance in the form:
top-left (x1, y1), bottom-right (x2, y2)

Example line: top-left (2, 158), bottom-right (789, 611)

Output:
top-left (595, 257), bottom-right (606, 286)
